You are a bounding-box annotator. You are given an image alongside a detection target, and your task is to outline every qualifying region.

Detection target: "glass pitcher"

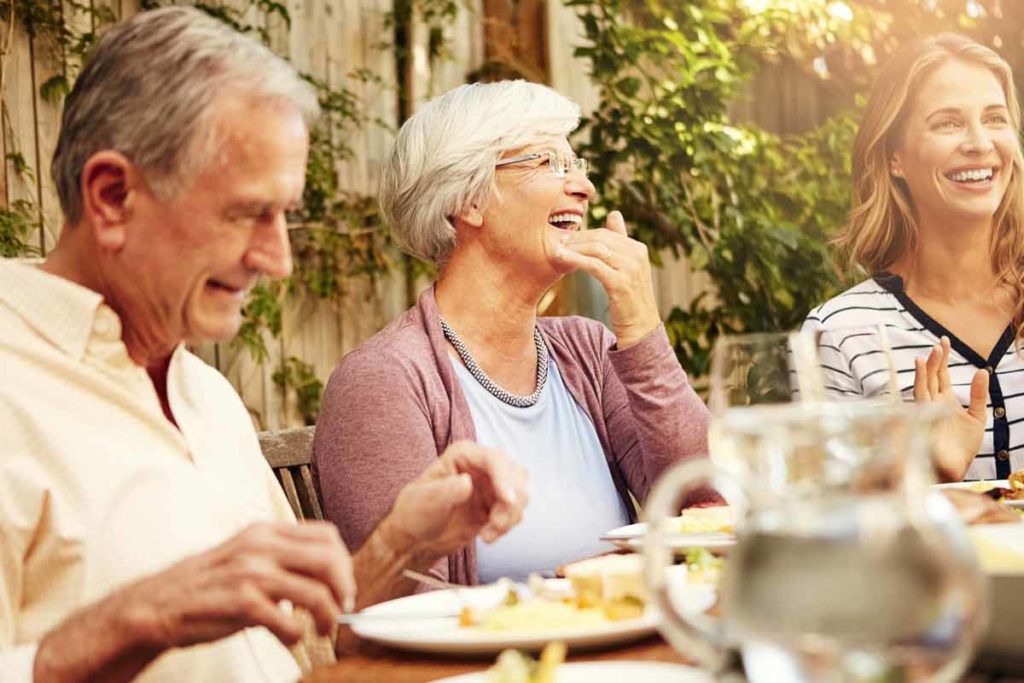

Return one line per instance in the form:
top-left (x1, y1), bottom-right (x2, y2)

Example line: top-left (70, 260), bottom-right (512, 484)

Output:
top-left (644, 400), bottom-right (988, 683)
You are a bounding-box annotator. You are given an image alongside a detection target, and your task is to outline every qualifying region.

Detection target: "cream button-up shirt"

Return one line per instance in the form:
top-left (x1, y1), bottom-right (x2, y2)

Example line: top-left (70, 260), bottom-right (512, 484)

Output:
top-left (0, 259), bottom-right (301, 682)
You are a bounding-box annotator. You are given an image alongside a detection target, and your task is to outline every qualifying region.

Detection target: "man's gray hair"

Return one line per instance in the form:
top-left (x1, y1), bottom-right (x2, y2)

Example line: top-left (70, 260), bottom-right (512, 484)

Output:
top-left (379, 80), bottom-right (580, 265)
top-left (52, 6), bottom-right (319, 225)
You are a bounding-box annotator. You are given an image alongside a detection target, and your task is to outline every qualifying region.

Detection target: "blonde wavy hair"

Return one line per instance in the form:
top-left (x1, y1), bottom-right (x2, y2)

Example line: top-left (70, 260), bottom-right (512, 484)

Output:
top-left (835, 33), bottom-right (1024, 335)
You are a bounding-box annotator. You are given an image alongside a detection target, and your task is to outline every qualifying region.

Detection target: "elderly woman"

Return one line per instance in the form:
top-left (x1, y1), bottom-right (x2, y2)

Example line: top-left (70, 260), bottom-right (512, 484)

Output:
top-left (804, 34), bottom-right (1024, 482)
top-left (313, 80), bottom-right (709, 585)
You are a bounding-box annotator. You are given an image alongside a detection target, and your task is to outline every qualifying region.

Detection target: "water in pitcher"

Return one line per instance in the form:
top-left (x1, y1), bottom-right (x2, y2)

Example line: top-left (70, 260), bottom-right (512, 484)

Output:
top-left (720, 495), bottom-right (986, 683)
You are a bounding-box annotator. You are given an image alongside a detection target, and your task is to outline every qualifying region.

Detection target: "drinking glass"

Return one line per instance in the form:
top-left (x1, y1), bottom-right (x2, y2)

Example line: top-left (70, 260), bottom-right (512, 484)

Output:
top-left (707, 328), bottom-right (902, 484)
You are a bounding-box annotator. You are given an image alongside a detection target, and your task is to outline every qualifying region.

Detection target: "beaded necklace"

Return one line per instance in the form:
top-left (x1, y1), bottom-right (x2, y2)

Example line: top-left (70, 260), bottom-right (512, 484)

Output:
top-left (439, 318), bottom-right (548, 408)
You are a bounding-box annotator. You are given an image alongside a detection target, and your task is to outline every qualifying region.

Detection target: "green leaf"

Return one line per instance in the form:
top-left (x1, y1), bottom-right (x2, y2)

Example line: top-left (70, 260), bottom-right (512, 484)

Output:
top-left (39, 75), bottom-right (69, 103)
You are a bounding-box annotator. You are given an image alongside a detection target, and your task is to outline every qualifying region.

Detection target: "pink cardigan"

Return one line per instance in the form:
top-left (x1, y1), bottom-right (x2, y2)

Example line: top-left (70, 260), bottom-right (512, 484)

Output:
top-left (312, 286), bottom-right (709, 585)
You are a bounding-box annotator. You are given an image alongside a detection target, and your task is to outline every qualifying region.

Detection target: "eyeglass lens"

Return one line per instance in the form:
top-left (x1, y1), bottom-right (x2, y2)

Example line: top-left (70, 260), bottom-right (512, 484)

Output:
top-left (547, 152), bottom-right (587, 177)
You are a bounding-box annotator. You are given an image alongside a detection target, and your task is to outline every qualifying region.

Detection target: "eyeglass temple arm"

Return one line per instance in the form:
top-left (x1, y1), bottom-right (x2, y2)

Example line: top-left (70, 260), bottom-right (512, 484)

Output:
top-left (494, 152), bottom-right (543, 168)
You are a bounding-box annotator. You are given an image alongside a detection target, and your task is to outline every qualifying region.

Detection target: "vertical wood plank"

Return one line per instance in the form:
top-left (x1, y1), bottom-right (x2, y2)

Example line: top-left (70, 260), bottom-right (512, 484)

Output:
top-left (429, 0), bottom-right (481, 94)
top-left (547, 0), bottom-right (599, 115)
top-left (407, 8), bottom-right (431, 111)
top-left (283, 0), bottom-right (334, 428)
top-left (32, 6), bottom-right (72, 252)
top-left (3, 24), bottom-right (41, 248)
top-left (0, 11), bottom-right (9, 209)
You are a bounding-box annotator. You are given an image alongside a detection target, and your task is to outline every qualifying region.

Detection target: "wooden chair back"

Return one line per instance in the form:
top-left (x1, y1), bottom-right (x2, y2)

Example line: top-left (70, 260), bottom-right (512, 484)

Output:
top-left (258, 426), bottom-right (337, 669)
top-left (258, 426), bottom-right (324, 521)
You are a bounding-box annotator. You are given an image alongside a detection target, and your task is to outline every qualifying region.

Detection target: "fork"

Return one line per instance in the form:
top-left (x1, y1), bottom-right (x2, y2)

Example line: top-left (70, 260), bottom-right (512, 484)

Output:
top-left (401, 568), bottom-right (456, 591)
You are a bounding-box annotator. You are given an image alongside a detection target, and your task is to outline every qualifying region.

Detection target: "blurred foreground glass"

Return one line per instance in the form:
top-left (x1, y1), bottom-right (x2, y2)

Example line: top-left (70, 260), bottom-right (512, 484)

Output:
top-left (707, 329), bottom-right (901, 485)
top-left (644, 401), bottom-right (987, 682)
top-left (707, 332), bottom-right (820, 483)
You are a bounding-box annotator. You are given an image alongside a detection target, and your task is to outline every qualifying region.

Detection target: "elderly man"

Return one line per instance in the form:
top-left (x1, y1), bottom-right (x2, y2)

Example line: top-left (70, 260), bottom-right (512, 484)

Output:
top-left (0, 6), bottom-right (527, 682)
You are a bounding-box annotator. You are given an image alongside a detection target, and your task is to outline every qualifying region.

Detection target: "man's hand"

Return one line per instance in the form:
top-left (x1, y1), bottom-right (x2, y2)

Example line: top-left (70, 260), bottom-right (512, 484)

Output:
top-left (914, 336), bottom-right (988, 482)
top-left (34, 521), bottom-right (354, 682)
top-left (549, 210), bottom-right (661, 349)
top-left (386, 440), bottom-right (528, 555)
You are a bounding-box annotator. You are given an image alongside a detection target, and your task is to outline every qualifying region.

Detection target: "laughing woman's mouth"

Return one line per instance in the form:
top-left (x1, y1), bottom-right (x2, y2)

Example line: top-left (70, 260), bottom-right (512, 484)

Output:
top-left (944, 167), bottom-right (997, 184)
top-left (548, 212), bottom-right (583, 230)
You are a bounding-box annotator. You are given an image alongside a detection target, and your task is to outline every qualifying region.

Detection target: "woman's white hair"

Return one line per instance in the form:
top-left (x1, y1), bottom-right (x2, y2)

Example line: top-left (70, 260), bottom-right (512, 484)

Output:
top-left (52, 6), bottom-right (319, 225)
top-left (379, 80), bottom-right (581, 264)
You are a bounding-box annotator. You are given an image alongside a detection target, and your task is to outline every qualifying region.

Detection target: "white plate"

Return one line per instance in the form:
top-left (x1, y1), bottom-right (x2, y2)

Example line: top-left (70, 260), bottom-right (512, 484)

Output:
top-left (601, 521), bottom-right (735, 552)
top-left (431, 661), bottom-right (714, 683)
top-left (349, 579), bottom-right (715, 656)
top-left (935, 480), bottom-right (1024, 509)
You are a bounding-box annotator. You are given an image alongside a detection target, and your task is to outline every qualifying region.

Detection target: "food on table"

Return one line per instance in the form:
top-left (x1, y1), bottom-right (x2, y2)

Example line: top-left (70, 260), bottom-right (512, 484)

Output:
top-left (462, 555), bottom-right (649, 631)
top-left (486, 642), bottom-right (566, 683)
top-left (980, 486), bottom-right (1024, 501)
top-left (667, 505), bottom-right (734, 534)
top-left (685, 548), bottom-right (724, 585)
top-left (564, 553), bottom-right (647, 619)
top-left (960, 473), bottom-right (1024, 502)
top-left (474, 600), bottom-right (609, 632)
top-left (943, 489), bottom-right (1020, 525)
top-left (975, 473), bottom-right (1024, 502)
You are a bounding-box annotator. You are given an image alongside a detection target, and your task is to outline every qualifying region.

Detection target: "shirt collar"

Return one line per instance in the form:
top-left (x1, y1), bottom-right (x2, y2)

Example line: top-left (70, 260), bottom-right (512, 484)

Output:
top-left (0, 258), bottom-right (112, 361)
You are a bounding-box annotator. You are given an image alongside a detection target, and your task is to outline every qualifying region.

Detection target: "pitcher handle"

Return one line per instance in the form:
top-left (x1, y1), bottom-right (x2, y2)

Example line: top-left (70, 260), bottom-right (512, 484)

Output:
top-left (643, 457), bottom-right (741, 673)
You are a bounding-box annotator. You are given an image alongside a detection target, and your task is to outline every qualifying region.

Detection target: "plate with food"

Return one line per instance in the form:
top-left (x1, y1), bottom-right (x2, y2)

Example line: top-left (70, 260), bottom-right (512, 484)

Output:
top-left (939, 486), bottom-right (1023, 526)
top-left (936, 473), bottom-right (1024, 509)
top-left (602, 506), bottom-right (736, 552)
top-left (347, 555), bottom-right (715, 655)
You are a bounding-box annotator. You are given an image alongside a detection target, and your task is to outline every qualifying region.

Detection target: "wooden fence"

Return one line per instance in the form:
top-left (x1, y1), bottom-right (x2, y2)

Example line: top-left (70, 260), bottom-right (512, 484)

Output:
top-left (1, 0), bottom-right (828, 429)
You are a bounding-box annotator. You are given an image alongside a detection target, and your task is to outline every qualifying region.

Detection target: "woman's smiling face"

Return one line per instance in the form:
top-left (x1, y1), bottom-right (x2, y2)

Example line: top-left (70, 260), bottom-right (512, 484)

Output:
top-left (477, 138), bottom-right (595, 281)
top-left (892, 58), bottom-right (1019, 232)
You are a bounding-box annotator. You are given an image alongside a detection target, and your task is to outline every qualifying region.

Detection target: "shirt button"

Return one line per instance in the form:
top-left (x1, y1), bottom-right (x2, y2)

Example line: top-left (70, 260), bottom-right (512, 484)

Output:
top-left (997, 450), bottom-right (1010, 462)
top-left (995, 406), bottom-right (1006, 419)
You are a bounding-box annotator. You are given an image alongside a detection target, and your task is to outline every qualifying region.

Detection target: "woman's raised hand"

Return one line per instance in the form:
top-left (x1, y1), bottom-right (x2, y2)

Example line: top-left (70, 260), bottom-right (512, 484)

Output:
top-left (914, 336), bottom-right (989, 482)
top-left (552, 210), bottom-right (661, 348)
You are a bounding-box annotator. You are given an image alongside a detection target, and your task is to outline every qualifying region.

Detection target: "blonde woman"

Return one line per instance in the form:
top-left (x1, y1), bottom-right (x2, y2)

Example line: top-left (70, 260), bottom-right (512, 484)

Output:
top-left (804, 33), bottom-right (1024, 482)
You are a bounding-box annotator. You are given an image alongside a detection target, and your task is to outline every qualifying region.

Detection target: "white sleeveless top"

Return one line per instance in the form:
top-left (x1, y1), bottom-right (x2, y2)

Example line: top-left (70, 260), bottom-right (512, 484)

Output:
top-left (452, 355), bottom-right (629, 583)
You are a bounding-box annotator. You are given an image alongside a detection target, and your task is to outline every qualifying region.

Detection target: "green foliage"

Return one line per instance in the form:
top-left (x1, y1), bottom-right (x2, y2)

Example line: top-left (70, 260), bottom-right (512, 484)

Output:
top-left (570, 0), bottom-right (1002, 376)
top-left (234, 281), bottom-right (284, 363)
top-left (273, 356), bottom-right (324, 425)
top-left (0, 150), bottom-right (40, 258)
top-left (0, 199), bottom-right (40, 258)
top-left (0, 1), bottom-right (117, 260)
top-left (4, 0), bottom-right (118, 76)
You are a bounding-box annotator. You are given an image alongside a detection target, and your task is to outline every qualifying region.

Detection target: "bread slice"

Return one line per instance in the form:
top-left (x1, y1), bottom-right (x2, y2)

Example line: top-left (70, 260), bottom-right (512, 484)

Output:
top-left (563, 553), bottom-right (647, 619)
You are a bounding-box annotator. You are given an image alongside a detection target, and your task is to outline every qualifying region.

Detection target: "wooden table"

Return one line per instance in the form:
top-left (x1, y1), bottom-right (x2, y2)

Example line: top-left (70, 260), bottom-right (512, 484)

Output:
top-left (306, 633), bottom-right (1024, 683)
top-left (305, 630), bottom-right (693, 682)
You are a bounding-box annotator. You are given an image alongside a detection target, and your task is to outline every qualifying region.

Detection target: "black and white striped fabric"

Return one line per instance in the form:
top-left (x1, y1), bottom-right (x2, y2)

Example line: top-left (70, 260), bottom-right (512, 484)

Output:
top-left (802, 274), bottom-right (1024, 481)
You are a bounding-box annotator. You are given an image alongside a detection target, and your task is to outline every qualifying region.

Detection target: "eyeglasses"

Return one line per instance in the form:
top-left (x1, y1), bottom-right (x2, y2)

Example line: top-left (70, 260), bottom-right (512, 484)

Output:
top-left (495, 151), bottom-right (589, 178)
